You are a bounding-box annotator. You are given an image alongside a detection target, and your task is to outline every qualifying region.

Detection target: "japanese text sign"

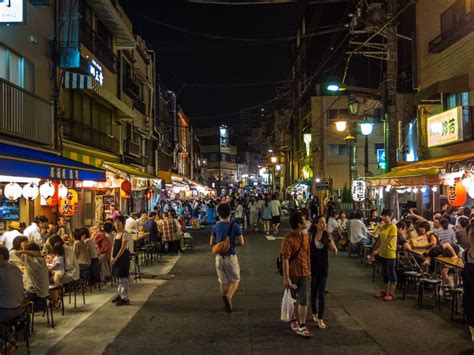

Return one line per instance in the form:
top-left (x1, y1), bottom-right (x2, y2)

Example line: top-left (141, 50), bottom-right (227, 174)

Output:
top-left (427, 107), bottom-right (463, 148)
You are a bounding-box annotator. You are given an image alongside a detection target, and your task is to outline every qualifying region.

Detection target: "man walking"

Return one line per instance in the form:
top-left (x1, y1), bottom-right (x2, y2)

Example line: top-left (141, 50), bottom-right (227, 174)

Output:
top-left (269, 193), bottom-right (281, 235)
top-left (281, 211), bottom-right (313, 337)
top-left (210, 203), bottom-right (244, 313)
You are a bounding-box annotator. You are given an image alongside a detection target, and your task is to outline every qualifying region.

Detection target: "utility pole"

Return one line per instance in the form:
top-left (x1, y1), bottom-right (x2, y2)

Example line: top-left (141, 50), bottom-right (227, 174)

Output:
top-left (385, 0), bottom-right (398, 172)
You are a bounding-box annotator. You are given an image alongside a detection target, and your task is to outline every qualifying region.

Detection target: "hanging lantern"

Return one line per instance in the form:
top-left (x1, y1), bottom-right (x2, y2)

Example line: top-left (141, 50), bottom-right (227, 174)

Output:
top-left (146, 189), bottom-right (153, 200)
top-left (58, 183), bottom-right (68, 199)
top-left (447, 180), bottom-right (467, 207)
top-left (468, 183), bottom-right (474, 199)
top-left (351, 179), bottom-right (366, 202)
top-left (59, 189), bottom-right (79, 216)
top-left (173, 186), bottom-right (181, 194)
top-left (22, 183), bottom-right (39, 200)
top-left (46, 182), bottom-right (59, 207)
top-left (120, 180), bottom-right (131, 199)
top-left (4, 182), bottom-right (22, 201)
top-left (40, 181), bottom-right (55, 199)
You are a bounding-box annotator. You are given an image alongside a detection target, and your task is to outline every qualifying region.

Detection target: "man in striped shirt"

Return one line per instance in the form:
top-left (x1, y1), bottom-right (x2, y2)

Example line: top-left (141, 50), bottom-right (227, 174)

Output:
top-left (434, 219), bottom-right (456, 245)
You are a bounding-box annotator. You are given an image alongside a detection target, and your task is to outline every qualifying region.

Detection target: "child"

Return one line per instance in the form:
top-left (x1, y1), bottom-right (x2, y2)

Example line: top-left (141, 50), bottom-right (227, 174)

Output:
top-left (48, 242), bottom-right (65, 285)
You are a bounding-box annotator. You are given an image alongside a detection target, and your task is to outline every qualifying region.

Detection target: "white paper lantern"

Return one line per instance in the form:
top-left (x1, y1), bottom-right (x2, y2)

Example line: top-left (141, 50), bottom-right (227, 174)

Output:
top-left (39, 181), bottom-right (55, 199)
top-left (468, 182), bottom-right (474, 198)
top-left (5, 182), bottom-right (22, 201)
top-left (22, 183), bottom-right (39, 200)
top-left (351, 179), bottom-right (366, 202)
top-left (58, 183), bottom-right (68, 199)
top-left (173, 186), bottom-right (180, 194)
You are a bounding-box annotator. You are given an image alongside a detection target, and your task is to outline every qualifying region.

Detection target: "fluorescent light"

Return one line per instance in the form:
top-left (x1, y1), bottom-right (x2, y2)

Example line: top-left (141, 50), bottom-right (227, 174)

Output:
top-left (0, 175), bottom-right (40, 184)
top-left (327, 84), bottom-right (340, 92)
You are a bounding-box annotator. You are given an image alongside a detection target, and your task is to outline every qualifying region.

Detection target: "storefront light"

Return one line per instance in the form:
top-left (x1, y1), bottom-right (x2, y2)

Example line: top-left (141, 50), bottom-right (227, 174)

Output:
top-left (360, 122), bottom-right (374, 136)
top-left (275, 164), bottom-right (282, 171)
top-left (22, 183), bottom-right (38, 200)
top-left (335, 121), bottom-right (347, 132)
top-left (406, 187), bottom-right (412, 193)
top-left (420, 186), bottom-right (427, 193)
top-left (413, 187), bottom-right (419, 193)
top-left (432, 186), bottom-right (438, 192)
top-left (385, 184), bottom-right (392, 192)
top-left (5, 182), bottom-right (22, 201)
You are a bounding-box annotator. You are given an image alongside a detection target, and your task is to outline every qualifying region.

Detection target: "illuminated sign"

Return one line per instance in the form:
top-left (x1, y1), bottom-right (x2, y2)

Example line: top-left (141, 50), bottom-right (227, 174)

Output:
top-left (377, 149), bottom-right (386, 170)
top-left (0, 0), bottom-right (24, 24)
top-left (88, 59), bottom-right (104, 85)
top-left (303, 133), bottom-right (311, 156)
top-left (427, 107), bottom-right (463, 148)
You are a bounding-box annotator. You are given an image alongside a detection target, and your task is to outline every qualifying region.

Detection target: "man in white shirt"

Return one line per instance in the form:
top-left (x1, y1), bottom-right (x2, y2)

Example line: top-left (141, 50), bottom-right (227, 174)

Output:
top-left (349, 212), bottom-right (371, 245)
top-left (327, 210), bottom-right (343, 243)
top-left (24, 215), bottom-right (48, 247)
top-left (269, 193), bottom-right (281, 235)
top-left (125, 213), bottom-right (138, 232)
top-left (0, 221), bottom-right (23, 251)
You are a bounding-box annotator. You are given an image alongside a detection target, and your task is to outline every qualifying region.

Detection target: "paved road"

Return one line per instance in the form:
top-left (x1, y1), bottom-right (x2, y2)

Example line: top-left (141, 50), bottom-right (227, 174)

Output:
top-left (105, 221), bottom-right (473, 355)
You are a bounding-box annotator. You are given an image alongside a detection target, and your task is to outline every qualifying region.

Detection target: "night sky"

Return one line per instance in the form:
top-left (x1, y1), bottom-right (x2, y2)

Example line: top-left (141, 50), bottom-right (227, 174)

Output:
top-left (120, 0), bottom-right (349, 126)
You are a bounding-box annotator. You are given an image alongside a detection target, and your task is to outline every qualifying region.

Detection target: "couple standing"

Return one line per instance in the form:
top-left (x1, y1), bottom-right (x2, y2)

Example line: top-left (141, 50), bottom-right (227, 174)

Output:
top-left (281, 211), bottom-right (337, 337)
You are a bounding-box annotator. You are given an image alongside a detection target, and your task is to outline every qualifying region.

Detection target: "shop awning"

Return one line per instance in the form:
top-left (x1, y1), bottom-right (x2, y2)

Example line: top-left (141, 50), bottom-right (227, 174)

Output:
top-left (157, 171), bottom-right (184, 184)
top-left (368, 168), bottom-right (441, 186)
top-left (103, 162), bottom-right (156, 179)
top-left (0, 143), bottom-right (106, 181)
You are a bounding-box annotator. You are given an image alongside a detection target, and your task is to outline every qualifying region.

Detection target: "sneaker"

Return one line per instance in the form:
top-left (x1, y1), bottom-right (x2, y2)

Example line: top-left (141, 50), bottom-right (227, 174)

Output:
top-left (312, 314), bottom-right (318, 323)
top-left (116, 299), bottom-right (130, 306)
top-left (296, 325), bottom-right (314, 337)
top-left (222, 296), bottom-right (232, 313)
top-left (290, 320), bottom-right (299, 332)
top-left (383, 294), bottom-right (395, 302)
top-left (111, 295), bottom-right (121, 303)
top-left (317, 319), bottom-right (326, 329)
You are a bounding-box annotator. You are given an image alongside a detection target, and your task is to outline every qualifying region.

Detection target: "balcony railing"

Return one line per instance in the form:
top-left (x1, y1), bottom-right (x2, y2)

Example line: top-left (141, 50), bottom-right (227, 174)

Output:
top-left (64, 119), bottom-right (119, 154)
top-left (429, 12), bottom-right (474, 53)
top-left (79, 19), bottom-right (117, 73)
top-left (0, 79), bottom-right (53, 146)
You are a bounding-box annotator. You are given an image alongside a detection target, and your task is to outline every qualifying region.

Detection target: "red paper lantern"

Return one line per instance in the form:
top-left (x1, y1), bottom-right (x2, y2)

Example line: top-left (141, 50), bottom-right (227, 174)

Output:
top-left (46, 182), bottom-right (59, 207)
top-left (121, 180), bottom-right (132, 192)
top-left (447, 180), bottom-right (467, 207)
top-left (146, 189), bottom-right (153, 200)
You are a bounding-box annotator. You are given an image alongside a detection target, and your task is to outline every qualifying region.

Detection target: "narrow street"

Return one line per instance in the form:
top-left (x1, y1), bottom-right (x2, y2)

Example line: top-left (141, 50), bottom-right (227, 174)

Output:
top-left (95, 220), bottom-right (473, 355)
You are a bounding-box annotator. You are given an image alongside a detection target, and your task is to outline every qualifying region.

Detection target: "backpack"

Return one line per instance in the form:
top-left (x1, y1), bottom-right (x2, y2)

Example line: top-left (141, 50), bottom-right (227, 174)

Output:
top-left (276, 237), bottom-right (304, 276)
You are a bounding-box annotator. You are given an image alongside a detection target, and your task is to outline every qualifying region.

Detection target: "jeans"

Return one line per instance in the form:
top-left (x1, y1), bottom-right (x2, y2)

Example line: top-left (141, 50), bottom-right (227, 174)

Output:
top-left (118, 277), bottom-right (129, 300)
top-left (381, 257), bottom-right (397, 284)
top-left (310, 274), bottom-right (327, 318)
top-left (360, 237), bottom-right (372, 246)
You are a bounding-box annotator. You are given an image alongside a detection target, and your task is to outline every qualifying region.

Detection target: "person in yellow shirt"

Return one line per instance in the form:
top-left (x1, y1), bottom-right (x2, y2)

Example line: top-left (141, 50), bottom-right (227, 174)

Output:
top-left (369, 209), bottom-right (398, 301)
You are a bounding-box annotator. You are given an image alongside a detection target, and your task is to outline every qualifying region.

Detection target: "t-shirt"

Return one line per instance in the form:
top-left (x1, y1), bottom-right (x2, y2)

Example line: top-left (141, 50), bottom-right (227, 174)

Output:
top-left (93, 231), bottom-right (112, 255)
top-left (125, 217), bottom-right (137, 232)
top-left (327, 217), bottom-right (339, 234)
top-left (280, 231), bottom-right (310, 277)
top-left (20, 254), bottom-right (49, 298)
top-left (212, 221), bottom-right (243, 255)
top-left (51, 255), bottom-right (65, 272)
top-left (269, 200), bottom-right (281, 217)
top-left (349, 219), bottom-right (368, 244)
top-left (0, 262), bottom-right (24, 308)
top-left (235, 205), bottom-right (244, 218)
top-left (84, 238), bottom-right (98, 259)
top-left (288, 199), bottom-right (296, 210)
top-left (379, 223), bottom-right (398, 259)
top-left (144, 219), bottom-right (159, 241)
top-left (0, 230), bottom-right (22, 250)
top-left (434, 227), bottom-right (456, 245)
top-left (24, 223), bottom-right (43, 246)
top-left (114, 231), bottom-right (134, 254)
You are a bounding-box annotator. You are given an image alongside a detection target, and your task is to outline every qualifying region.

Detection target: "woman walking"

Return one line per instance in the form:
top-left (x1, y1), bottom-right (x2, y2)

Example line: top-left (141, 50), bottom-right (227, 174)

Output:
top-left (261, 197), bottom-right (272, 235)
top-left (249, 198), bottom-right (259, 230)
top-left (309, 216), bottom-right (338, 329)
top-left (111, 216), bottom-right (132, 306)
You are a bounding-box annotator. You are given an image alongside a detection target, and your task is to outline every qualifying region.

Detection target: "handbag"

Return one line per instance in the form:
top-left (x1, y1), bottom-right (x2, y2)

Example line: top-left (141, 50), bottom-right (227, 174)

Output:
top-left (211, 222), bottom-right (235, 255)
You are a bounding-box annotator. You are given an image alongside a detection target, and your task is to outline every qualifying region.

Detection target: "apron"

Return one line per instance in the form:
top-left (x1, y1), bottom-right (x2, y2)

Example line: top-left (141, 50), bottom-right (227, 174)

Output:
top-left (112, 233), bottom-right (131, 278)
top-left (462, 248), bottom-right (474, 326)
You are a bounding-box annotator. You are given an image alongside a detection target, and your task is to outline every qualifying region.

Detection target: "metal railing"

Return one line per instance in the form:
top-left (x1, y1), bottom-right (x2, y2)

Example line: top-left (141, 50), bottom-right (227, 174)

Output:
top-left (79, 19), bottom-right (117, 73)
top-left (0, 79), bottom-right (53, 146)
top-left (64, 119), bottom-right (120, 154)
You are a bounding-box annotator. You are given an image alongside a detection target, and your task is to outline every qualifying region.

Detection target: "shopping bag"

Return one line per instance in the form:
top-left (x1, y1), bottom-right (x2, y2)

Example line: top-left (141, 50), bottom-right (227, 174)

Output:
top-left (280, 289), bottom-right (296, 322)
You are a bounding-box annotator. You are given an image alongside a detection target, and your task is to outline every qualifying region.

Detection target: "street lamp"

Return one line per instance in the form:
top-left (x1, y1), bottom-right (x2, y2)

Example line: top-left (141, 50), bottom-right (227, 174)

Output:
top-left (275, 164), bottom-right (282, 171)
top-left (270, 156), bottom-right (277, 164)
top-left (327, 84), bottom-right (340, 92)
top-left (360, 122), bottom-right (374, 176)
top-left (335, 121), bottom-right (347, 132)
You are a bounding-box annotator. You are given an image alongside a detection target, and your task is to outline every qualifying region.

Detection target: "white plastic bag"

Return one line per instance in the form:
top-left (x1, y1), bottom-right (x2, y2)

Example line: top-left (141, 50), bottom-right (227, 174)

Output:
top-left (280, 289), bottom-right (296, 322)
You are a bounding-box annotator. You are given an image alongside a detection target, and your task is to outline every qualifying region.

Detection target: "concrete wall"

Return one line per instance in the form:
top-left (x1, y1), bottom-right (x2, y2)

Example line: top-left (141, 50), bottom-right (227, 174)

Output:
top-left (0, 2), bottom-right (53, 100)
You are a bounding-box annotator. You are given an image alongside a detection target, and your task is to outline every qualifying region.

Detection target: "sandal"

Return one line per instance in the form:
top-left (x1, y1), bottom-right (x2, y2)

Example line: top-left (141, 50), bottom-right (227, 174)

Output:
top-left (383, 294), bottom-right (395, 301)
top-left (290, 319), bottom-right (299, 332)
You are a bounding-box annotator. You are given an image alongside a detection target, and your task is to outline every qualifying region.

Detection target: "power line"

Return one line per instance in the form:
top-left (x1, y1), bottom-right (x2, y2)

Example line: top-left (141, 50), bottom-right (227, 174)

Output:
top-left (132, 13), bottom-right (348, 42)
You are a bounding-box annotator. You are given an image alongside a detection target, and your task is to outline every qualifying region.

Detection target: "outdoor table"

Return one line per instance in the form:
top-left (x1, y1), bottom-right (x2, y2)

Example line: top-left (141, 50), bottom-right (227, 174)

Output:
top-left (434, 256), bottom-right (464, 287)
